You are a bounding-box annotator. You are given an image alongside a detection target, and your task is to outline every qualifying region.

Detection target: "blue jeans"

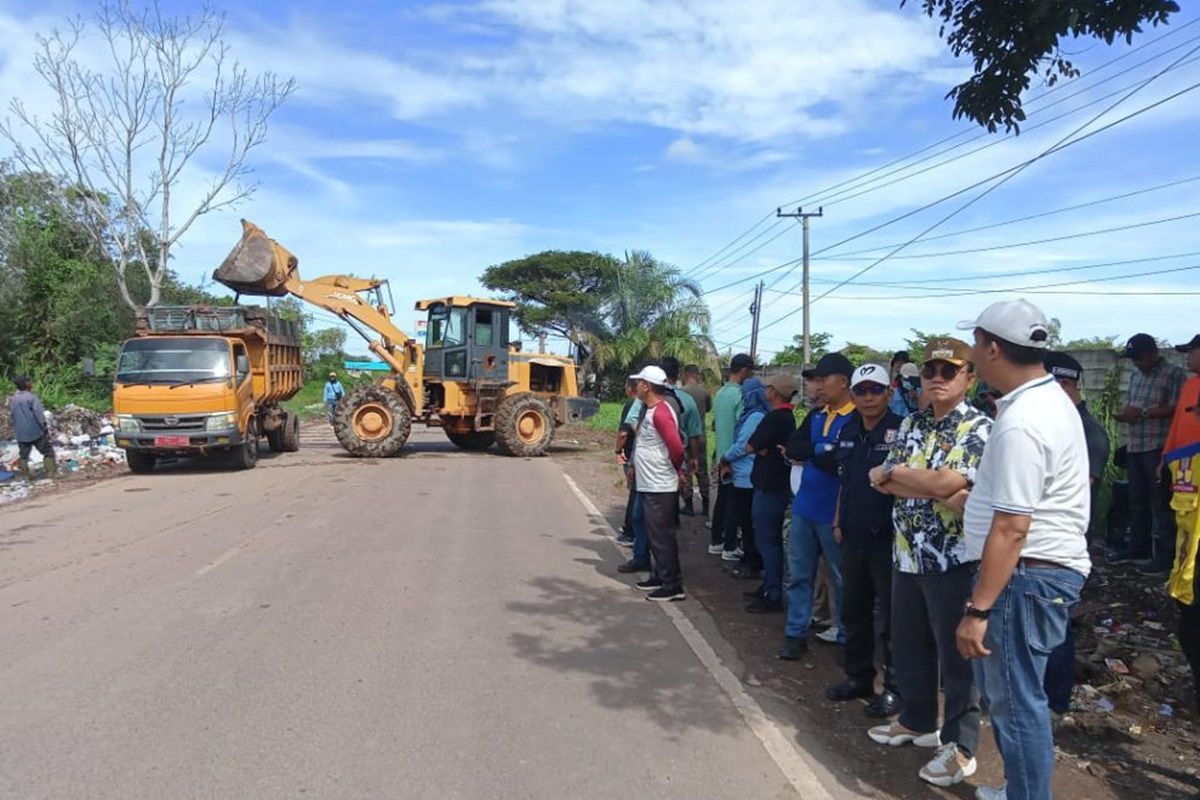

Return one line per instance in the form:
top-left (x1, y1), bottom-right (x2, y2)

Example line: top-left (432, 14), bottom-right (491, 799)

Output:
top-left (752, 489), bottom-right (790, 602)
top-left (975, 564), bottom-right (1085, 800)
top-left (1043, 624), bottom-right (1075, 714)
top-left (785, 514), bottom-right (843, 640)
top-left (632, 492), bottom-right (650, 566)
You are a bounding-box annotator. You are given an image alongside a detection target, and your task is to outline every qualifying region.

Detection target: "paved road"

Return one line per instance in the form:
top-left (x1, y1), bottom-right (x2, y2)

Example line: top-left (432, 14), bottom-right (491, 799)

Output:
top-left (0, 427), bottom-right (820, 800)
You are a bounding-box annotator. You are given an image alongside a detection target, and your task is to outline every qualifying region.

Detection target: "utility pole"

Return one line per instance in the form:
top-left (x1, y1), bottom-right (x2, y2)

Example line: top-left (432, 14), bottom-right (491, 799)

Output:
top-left (748, 280), bottom-right (764, 361)
top-left (776, 206), bottom-right (823, 366)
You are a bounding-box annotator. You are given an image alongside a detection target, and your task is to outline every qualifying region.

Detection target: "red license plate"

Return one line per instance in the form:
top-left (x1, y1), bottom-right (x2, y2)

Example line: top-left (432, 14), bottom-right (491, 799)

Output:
top-left (154, 436), bottom-right (190, 447)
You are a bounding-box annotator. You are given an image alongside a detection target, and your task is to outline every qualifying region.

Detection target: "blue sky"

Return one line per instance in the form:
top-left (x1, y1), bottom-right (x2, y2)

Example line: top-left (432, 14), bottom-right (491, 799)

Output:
top-left (2, 0), bottom-right (1198, 358)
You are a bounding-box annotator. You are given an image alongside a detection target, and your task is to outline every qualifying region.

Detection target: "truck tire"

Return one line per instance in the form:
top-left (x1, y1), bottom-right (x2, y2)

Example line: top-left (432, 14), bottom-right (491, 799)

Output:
top-left (126, 450), bottom-right (156, 474)
top-left (445, 429), bottom-right (496, 451)
top-left (230, 420), bottom-right (259, 470)
top-left (282, 413), bottom-right (301, 452)
top-left (334, 384), bottom-right (411, 458)
top-left (495, 393), bottom-right (555, 457)
top-left (266, 425), bottom-right (285, 453)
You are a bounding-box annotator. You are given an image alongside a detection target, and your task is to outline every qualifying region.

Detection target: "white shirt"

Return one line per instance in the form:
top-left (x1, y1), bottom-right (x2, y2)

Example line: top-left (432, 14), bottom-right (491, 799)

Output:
top-left (963, 374), bottom-right (1092, 577)
top-left (633, 399), bottom-right (683, 493)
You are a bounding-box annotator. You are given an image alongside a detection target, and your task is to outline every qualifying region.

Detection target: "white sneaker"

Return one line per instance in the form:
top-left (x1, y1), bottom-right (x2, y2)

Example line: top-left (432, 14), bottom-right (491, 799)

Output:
top-left (707, 544), bottom-right (724, 555)
top-left (975, 785), bottom-right (1006, 800)
top-left (867, 721), bottom-right (941, 747)
top-left (815, 626), bottom-right (840, 644)
top-left (919, 742), bottom-right (977, 787)
top-left (721, 547), bottom-right (744, 562)
top-left (705, 520), bottom-right (712, 529)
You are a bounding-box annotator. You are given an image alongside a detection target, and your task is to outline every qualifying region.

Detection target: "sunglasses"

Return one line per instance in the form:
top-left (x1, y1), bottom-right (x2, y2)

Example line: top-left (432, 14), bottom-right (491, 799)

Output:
top-left (851, 383), bottom-right (888, 397)
top-left (921, 362), bottom-right (964, 381)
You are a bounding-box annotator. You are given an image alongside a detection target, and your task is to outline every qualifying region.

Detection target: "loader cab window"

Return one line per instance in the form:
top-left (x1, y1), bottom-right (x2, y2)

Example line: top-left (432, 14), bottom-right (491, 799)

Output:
top-left (475, 308), bottom-right (495, 347)
top-left (427, 305), bottom-right (467, 349)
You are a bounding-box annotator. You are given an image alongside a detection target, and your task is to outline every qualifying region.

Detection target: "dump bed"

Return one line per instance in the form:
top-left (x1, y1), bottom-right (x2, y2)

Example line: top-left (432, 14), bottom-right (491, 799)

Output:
top-left (135, 305), bottom-right (304, 404)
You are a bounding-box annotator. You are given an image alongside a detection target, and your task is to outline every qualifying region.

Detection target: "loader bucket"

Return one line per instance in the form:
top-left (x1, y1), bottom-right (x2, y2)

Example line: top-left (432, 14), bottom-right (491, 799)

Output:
top-left (212, 219), bottom-right (298, 297)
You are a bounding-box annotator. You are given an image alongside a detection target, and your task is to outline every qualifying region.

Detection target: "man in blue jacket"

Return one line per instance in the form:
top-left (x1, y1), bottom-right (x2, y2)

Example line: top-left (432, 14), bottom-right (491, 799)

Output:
top-left (324, 372), bottom-right (346, 424)
top-left (8, 376), bottom-right (57, 480)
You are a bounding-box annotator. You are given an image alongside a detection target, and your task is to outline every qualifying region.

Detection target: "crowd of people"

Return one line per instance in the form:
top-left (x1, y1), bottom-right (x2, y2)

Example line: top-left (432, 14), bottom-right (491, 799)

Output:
top-left (612, 299), bottom-right (1200, 800)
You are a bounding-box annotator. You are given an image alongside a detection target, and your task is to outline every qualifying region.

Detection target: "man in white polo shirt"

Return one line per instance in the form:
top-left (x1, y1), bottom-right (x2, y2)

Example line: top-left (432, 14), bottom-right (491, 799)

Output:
top-left (954, 299), bottom-right (1091, 800)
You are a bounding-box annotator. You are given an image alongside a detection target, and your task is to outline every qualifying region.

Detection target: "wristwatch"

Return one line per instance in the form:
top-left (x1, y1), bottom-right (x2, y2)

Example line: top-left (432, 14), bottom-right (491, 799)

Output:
top-left (963, 601), bottom-right (991, 620)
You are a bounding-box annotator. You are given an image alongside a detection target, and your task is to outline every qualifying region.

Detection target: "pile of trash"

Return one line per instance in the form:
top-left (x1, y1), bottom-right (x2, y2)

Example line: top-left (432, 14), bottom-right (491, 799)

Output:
top-left (0, 401), bottom-right (127, 506)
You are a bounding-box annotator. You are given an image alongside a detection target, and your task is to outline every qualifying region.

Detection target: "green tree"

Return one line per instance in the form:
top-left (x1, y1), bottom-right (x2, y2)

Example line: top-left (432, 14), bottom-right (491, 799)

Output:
top-left (770, 332), bottom-right (832, 366)
top-left (904, 328), bottom-right (959, 361)
top-left (906, 0), bottom-right (1180, 132)
top-left (841, 342), bottom-right (891, 369)
top-left (1063, 335), bottom-right (1121, 351)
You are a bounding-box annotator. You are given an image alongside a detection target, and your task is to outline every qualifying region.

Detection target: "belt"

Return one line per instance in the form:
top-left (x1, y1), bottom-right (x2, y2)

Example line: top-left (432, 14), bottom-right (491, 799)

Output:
top-left (1019, 557), bottom-right (1069, 571)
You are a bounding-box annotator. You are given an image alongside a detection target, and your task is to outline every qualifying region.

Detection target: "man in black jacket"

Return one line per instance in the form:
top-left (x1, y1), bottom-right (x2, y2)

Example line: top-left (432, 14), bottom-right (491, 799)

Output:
top-left (825, 363), bottom-right (904, 717)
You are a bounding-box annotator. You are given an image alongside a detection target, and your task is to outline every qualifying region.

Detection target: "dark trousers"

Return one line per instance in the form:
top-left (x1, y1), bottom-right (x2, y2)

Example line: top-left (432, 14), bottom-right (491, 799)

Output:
top-left (1043, 624), bottom-right (1075, 714)
top-left (752, 489), bottom-right (790, 603)
top-left (642, 491), bottom-right (682, 590)
top-left (710, 478), bottom-right (731, 547)
top-left (1180, 601), bottom-right (1200, 706)
top-left (17, 435), bottom-right (55, 460)
top-left (724, 486), bottom-right (760, 566)
top-left (623, 482), bottom-right (636, 535)
top-left (842, 543), bottom-right (895, 690)
top-left (892, 566), bottom-right (981, 756)
top-left (1126, 449), bottom-right (1176, 561)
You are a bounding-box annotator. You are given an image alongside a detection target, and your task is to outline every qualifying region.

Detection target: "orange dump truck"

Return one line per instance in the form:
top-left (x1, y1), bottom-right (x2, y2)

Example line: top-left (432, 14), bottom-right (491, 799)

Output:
top-left (112, 306), bottom-right (304, 472)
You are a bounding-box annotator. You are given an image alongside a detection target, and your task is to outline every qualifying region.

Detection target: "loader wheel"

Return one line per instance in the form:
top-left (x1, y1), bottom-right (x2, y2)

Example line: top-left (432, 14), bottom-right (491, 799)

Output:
top-left (495, 393), bottom-right (555, 457)
top-left (334, 384), bottom-right (411, 458)
top-left (282, 413), bottom-right (301, 452)
top-left (445, 429), bottom-right (496, 451)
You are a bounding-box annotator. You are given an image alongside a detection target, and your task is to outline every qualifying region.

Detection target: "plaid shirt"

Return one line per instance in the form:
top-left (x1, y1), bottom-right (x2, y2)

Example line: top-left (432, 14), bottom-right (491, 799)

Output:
top-left (1127, 358), bottom-right (1187, 453)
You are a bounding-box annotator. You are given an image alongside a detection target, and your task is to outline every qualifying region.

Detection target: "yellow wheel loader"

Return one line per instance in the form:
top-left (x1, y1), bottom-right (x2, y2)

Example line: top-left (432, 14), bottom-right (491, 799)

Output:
top-left (213, 221), bottom-right (598, 458)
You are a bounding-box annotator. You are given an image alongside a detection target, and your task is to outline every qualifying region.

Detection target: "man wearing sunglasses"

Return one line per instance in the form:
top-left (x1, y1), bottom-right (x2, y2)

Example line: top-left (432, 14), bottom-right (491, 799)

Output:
top-left (866, 337), bottom-right (990, 790)
top-left (825, 363), bottom-right (904, 717)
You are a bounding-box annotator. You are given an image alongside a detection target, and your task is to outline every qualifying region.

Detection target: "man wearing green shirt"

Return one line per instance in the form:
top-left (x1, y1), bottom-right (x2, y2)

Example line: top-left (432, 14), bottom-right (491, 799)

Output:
top-left (711, 354), bottom-right (755, 556)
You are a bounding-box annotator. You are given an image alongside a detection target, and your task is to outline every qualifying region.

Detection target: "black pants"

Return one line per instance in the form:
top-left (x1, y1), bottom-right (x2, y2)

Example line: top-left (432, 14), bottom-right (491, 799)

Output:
top-left (1127, 449), bottom-right (1176, 561)
top-left (623, 483), bottom-right (636, 535)
top-left (643, 492), bottom-right (682, 590)
top-left (710, 479), bottom-right (731, 547)
top-left (17, 435), bottom-right (55, 460)
top-left (892, 566), bottom-right (981, 756)
top-left (842, 543), bottom-right (895, 690)
top-left (724, 486), bottom-right (760, 567)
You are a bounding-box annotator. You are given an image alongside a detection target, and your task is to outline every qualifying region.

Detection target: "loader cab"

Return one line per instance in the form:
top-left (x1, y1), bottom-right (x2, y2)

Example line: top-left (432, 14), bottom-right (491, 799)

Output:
top-left (417, 297), bottom-right (514, 383)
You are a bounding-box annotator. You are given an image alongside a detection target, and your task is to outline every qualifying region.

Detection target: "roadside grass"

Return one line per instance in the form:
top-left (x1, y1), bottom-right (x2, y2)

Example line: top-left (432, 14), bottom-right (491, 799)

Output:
top-left (589, 401), bottom-right (624, 432)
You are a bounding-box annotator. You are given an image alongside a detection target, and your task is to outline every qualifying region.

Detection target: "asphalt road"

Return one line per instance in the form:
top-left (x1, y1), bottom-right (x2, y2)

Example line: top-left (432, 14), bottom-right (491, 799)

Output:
top-left (0, 426), bottom-right (837, 800)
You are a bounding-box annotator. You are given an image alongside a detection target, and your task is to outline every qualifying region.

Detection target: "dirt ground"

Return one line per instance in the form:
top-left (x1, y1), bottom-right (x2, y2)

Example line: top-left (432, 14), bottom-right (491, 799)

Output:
top-left (555, 424), bottom-right (1200, 800)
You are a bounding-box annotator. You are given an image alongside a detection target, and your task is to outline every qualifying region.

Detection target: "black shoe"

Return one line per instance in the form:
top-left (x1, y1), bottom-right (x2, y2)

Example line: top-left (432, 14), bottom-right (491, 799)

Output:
top-left (681, 498), bottom-right (695, 516)
top-left (825, 679), bottom-right (873, 702)
top-left (647, 586), bottom-right (686, 602)
top-left (635, 577), bottom-right (664, 592)
top-left (864, 690), bottom-right (902, 718)
top-left (1108, 548), bottom-right (1149, 565)
top-left (1136, 558), bottom-right (1172, 577)
top-left (778, 636), bottom-right (807, 661)
top-left (615, 534), bottom-right (635, 548)
top-left (745, 596), bottom-right (783, 614)
top-left (617, 560), bottom-right (651, 574)
top-left (742, 585), bottom-right (765, 600)
top-left (728, 565), bottom-right (763, 580)
top-left (701, 496), bottom-right (710, 517)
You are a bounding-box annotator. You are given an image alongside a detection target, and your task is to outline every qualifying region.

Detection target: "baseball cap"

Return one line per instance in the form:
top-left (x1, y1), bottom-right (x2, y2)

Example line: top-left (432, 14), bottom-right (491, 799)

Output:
top-left (1122, 333), bottom-right (1158, 358)
top-left (1174, 334), bottom-right (1200, 353)
top-left (851, 363), bottom-right (890, 388)
top-left (328, 372), bottom-right (337, 378)
top-left (899, 362), bottom-right (920, 379)
top-left (957, 298), bottom-right (1051, 349)
top-left (802, 352), bottom-right (854, 379)
top-left (629, 365), bottom-right (668, 386)
top-left (922, 337), bottom-right (972, 367)
top-left (1043, 351), bottom-right (1082, 382)
top-left (765, 372), bottom-right (798, 399)
top-left (729, 353), bottom-right (756, 372)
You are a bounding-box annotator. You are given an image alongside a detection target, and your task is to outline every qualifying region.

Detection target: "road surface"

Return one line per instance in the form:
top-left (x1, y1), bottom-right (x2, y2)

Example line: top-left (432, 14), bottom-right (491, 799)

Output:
top-left (0, 427), bottom-right (842, 800)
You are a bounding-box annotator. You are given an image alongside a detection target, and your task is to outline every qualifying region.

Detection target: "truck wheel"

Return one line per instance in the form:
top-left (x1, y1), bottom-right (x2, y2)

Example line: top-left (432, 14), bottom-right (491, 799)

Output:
top-left (230, 420), bottom-right (259, 470)
top-left (266, 426), bottom-right (285, 453)
top-left (445, 429), bottom-right (496, 451)
top-left (282, 413), bottom-right (301, 452)
top-left (495, 393), bottom-right (555, 457)
top-left (126, 451), bottom-right (157, 474)
top-left (334, 384), bottom-right (411, 458)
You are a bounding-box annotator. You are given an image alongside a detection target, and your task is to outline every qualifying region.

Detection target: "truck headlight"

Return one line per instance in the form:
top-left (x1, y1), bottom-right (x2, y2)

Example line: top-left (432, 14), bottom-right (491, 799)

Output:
top-left (117, 415), bottom-right (142, 433)
top-left (206, 413), bottom-right (238, 432)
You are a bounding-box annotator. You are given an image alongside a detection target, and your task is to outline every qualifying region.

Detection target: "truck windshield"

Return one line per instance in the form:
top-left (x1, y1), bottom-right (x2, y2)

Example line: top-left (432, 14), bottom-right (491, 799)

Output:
top-left (427, 306), bottom-right (467, 349)
top-left (117, 338), bottom-right (232, 384)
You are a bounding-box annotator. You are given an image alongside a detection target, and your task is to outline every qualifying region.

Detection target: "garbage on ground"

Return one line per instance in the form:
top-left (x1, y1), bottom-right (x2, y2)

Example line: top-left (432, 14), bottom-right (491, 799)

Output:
top-left (0, 405), bottom-right (127, 506)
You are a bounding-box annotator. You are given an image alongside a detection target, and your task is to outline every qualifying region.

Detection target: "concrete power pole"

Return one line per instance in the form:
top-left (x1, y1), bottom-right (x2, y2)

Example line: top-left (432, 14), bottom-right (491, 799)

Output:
top-left (748, 280), bottom-right (764, 361)
top-left (776, 206), bottom-right (823, 366)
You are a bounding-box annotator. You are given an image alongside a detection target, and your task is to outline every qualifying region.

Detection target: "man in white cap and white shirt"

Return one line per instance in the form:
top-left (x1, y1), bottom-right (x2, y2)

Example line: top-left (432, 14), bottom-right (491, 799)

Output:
top-left (953, 299), bottom-right (1091, 800)
top-left (629, 365), bottom-right (688, 602)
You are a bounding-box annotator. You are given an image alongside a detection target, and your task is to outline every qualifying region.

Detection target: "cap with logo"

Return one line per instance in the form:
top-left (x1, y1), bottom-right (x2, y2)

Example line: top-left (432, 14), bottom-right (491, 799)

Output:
top-left (729, 353), bottom-right (756, 372)
top-left (1043, 351), bottom-right (1082, 382)
top-left (922, 337), bottom-right (972, 367)
top-left (1175, 334), bottom-right (1200, 353)
top-left (956, 298), bottom-right (1051, 349)
top-left (851, 363), bottom-right (890, 388)
top-left (802, 352), bottom-right (854, 379)
top-left (765, 372), bottom-right (798, 399)
top-left (629, 365), bottom-right (668, 386)
top-left (1122, 333), bottom-right (1158, 359)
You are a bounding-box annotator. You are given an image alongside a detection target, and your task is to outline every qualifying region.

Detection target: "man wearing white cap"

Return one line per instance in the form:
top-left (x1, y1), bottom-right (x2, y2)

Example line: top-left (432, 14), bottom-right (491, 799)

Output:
top-left (629, 365), bottom-right (688, 602)
top-left (955, 299), bottom-right (1091, 800)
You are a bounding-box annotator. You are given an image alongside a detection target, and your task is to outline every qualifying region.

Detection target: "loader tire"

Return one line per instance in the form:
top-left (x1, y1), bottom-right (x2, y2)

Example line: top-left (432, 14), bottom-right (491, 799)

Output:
top-left (445, 429), bottom-right (496, 451)
top-left (282, 413), bottom-right (301, 452)
top-left (495, 393), bottom-right (555, 457)
top-left (334, 384), bottom-right (411, 458)
top-left (126, 450), bottom-right (157, 474)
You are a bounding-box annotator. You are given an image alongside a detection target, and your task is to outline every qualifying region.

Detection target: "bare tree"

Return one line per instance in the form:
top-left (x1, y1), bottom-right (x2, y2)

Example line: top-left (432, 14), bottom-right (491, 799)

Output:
top-left (0, 1), bottom-right (295, 309)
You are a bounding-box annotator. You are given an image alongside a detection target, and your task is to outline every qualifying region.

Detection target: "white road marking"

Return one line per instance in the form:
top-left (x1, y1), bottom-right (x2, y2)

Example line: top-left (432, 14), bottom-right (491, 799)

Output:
top-left (561, 472), bottom-right (839, 800)
top-left (194, 539), bottom-right (253, 577)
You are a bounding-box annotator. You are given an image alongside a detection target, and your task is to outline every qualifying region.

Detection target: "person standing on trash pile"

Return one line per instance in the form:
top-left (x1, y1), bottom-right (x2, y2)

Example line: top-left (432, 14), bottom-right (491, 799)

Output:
top-left (8, 376), bottom-right (57, 480)
top-left (324, 372), bottom-right (346, 424)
